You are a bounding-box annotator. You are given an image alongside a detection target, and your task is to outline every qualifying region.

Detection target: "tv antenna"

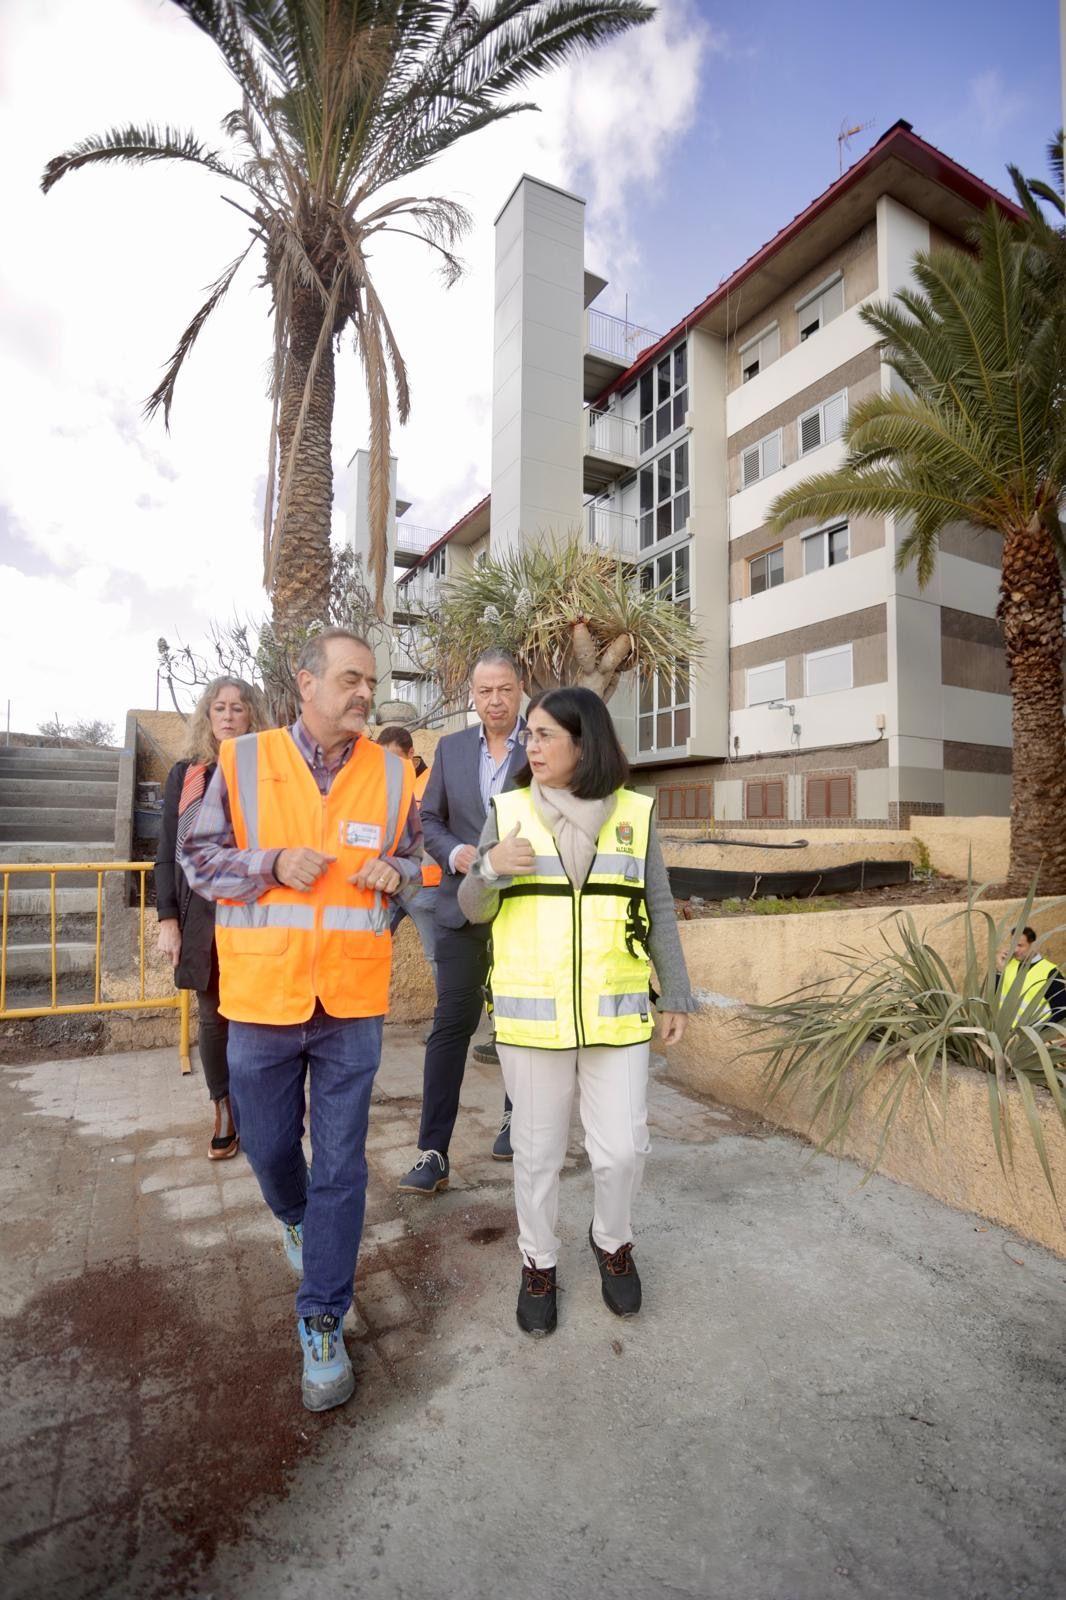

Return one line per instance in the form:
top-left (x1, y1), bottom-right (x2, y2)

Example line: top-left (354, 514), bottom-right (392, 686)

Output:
top-left (838, 118), bottom-right (874, 175)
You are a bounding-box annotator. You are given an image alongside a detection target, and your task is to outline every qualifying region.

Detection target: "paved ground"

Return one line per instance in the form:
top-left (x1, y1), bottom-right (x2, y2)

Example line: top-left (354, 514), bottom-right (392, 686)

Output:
top-left (1, 1028), bottom-right (1064, 1600)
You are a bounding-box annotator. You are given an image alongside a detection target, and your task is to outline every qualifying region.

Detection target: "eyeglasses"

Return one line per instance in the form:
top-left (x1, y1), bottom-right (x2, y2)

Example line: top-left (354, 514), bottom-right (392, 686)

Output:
top-left (517, 727), bottom-right (567, 748)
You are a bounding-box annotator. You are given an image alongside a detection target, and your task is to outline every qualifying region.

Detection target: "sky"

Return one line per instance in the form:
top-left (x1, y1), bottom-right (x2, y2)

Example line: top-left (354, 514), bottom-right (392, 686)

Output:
top-left (0, 0), bottom-right (1060, 735)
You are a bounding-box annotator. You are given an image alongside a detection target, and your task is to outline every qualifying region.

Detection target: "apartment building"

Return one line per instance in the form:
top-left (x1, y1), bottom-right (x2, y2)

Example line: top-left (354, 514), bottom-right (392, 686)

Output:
top-left (353, 120), bottom-right (1020, 826)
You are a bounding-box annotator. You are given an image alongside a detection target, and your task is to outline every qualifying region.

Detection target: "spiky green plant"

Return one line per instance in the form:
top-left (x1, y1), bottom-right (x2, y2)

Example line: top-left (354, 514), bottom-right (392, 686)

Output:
top-left (41, 0), bottom-right (653, 637)
top-left (423, 533), bottom-right (703, 701)
top-left (745, 882), bottom-right (1066, 1198)
top-left (767, 198), bottom-right (1066, 894)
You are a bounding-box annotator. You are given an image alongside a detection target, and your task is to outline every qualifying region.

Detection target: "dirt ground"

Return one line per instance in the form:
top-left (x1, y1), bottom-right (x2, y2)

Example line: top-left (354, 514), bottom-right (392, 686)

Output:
top-left (676, 874), bottom-right (972, 917)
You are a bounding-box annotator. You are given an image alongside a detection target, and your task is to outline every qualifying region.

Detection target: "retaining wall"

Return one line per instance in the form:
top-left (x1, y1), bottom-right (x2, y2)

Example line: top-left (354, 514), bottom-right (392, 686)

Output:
top-left (911, 816), bottom-right (1009, 884)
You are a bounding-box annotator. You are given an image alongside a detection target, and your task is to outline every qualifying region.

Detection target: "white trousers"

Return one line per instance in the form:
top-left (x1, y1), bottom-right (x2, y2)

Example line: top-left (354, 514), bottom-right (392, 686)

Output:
top-left (498, 1041), bottom-right (651, 1268)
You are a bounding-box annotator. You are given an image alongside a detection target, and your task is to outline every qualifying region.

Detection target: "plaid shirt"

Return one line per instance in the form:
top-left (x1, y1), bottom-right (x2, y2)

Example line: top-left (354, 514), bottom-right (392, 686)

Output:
top-left (182, 720), bottom-right (423, 904)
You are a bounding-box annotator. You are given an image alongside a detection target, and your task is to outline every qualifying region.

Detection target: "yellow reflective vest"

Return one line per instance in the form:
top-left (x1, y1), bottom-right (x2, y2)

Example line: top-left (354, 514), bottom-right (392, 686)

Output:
top-left (488, 787), bottom-right (654, 1051)
top-left (1000, 954), bottom-right (1059, 1024)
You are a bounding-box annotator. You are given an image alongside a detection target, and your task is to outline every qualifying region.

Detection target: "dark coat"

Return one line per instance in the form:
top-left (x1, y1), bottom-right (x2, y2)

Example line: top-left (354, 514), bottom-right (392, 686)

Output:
top-left (419, 724), bottom-right (523, 931)
top-left (155, 758), bottom-right (218, 994)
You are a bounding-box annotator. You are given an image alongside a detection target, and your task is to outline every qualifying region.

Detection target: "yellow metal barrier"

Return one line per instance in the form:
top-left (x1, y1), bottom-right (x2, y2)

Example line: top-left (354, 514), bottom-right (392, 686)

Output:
top-left (0, 861), bottom-right (191, 1073)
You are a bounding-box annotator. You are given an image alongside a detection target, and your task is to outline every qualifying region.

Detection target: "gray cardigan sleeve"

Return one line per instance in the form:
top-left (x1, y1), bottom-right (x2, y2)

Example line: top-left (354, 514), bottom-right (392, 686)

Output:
top-left (457, 805), bottom-right (695, 1014)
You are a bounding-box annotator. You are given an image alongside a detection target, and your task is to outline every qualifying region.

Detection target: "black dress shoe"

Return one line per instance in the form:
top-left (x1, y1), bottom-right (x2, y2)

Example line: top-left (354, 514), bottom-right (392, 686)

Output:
top-left (472, 1036), bottom-right (500, 1065)
top-left (517, 1258), bottom-right (558, 1337)
top-left (397, 1150), bottom-right (450, 1195)
top-left (589, 1224), bottom-right (642, 1316)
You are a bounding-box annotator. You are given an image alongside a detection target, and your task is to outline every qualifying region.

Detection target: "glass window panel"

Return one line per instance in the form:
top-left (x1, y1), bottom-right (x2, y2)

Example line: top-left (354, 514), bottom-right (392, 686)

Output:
top-left (675, 660), bottom-right (689, 700)
top-left (656, 402), bottom-right (671, 442)
top-left (657, 358), bottom-right (671, 402)
top-left (656, 711), bottom-right (673, 747)
top-left (675, 706), bottom-right (691, 744)
top-left (639, 675), bottom-right (654, 713)
top-left (639, 371), bottom-right (653, 417)
top-left (640, 513), bottom-right (655, 550)
top-left (803, 533), bottom-right (825, 574)
top-left (657, 666), bottom-right (672, 701)
top-left (639, 562), bottom-right (654, 593)
top-left (638, 716), bottom-right (654, 751)
top-left (799, 311), bottom-right (820, 341)
top-left (640, 416), bottom-right (654, 453)
top-left (674, 441), bottom-right (689, 488)
top-left (657, 502), bottom-right (672, 540)
top-left (675, 546), bottom-right (690, 595)
top-left (673, 391), bottom-right (686, 429)
top-left (674, 343), bottom-right (687, 388)
top-left (743, 358), bottom-right (760, 383)
top-left (750, 554), bottom-right (767, 595)
top-left (657, 453), bottom-right (671, 501)
top-left (657, 554), bottom-right (671, 588)
top-left (673, 490), bottom-right (690, 532)
top-left (640, 467), bottom-right (654, 511)
top-left (829, 524), bottom-right (849, 565)
top-left (768, 547), bottom-right (784, 586)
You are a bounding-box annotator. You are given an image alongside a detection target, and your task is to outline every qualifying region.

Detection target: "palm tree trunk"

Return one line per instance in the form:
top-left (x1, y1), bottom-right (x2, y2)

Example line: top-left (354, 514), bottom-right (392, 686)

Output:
top-left (271, 284), bottom-right (335, 642)
top-left (1000, 518), bottom-right (1066, 892)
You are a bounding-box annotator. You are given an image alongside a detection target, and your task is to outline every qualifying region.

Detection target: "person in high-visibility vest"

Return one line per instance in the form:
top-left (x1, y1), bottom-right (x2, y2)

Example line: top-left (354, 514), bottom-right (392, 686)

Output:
top-left (184, 629), bottom-right (423, 1413)
top-left (995, 926), bottom-right (1066, 1024)
top-left (377, 724), bottom-right (440, 974)
top-left (458, 686), bottom-right (695, 1338)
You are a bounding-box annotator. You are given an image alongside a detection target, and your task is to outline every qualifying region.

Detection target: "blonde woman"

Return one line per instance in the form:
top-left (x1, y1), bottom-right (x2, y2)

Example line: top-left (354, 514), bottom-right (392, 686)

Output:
top-left (156, 676), bottom-right (271, 1158)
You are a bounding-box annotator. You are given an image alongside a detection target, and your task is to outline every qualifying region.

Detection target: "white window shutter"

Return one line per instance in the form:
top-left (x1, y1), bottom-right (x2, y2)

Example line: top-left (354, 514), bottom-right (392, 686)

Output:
top-left (823, 393), bottom-right (846, 443)
top-left (821, 278), bottom-right (844, 326)
top-left (763, 432), bottom-right (781, 474)
top-left (800, 409), bottom-right (822, 453)
top-left (763, 325), bottom-right (780, 365)
top-left (742, 446), bottom-right (761, 487)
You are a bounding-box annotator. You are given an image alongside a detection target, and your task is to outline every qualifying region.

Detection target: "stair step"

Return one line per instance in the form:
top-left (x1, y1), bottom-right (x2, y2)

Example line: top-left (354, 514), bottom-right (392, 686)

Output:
top-left (0, 842), bottom-right (114, 863)
top-left (0, 762), bottom-right (123, 784)
top-left (0, 746), bottom-right (123, 767)
top-left (0, 778), bottom-right (117, 807)
top-left (3, 942), bottom-right (97, 979)
top-left (0, 809), bottom-right (115, 842)
top-left (3, 889), bottom-right (98, 916)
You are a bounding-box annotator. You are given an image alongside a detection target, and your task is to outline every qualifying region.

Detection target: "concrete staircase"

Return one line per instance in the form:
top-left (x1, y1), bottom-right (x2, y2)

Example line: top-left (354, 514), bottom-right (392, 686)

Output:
top-left (0, 745), bottom-right (121, 1010)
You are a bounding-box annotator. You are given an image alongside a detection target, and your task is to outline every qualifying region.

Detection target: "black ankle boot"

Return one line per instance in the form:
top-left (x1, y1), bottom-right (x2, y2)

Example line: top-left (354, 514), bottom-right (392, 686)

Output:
top-left (589, 1224), bottom-right (642, 1316)
top-left (517, 1257), bottom-right (558, 1337)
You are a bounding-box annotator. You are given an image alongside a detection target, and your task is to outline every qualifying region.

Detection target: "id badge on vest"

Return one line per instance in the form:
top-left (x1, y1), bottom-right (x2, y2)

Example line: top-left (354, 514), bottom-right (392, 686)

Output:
top-left (343, 821), bottom-right (383, 851)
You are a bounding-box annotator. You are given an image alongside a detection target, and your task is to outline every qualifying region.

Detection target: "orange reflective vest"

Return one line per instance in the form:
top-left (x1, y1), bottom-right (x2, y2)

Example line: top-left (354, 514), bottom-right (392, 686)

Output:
top-left (215, 729), bottom-right (414, 1024)
top-left (414, 766), bottom-right (442, 887)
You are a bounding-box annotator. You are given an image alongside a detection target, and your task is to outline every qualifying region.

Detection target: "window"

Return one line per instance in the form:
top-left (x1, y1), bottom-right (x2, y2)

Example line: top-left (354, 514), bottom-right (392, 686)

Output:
top-left (796, 274), bottom-right (844, 341)
top-left (739, 323), bottom-right (780, 383)
top-left (424, 546), bottom-right (446, 577)
top-left (748, 546), bottom-right (784, 595)
top-left (639, 341), bottom-right (688, 452)
top-left (804, 643), bottom-right (853, 696)
top-left (746, 660), bottom-right (786, 706)
top-left (640, 542), bottom-right (690, 603)
top-left (639, 442), bottom-right (689, 550)
top-left (799, 391), bottom-right (847, 455)
top-left (638, 661), bottom-right (690, 753)
top-left (657, 784), bottom-right (713, 824)
top-left (806, 775), bottom-right (853, 820)
top-left (746, 780), bottom-right (785, 820)
top-left (803, 521), bottom-right (849, 574)
top-left (740, 430), bottom-right (782, 489)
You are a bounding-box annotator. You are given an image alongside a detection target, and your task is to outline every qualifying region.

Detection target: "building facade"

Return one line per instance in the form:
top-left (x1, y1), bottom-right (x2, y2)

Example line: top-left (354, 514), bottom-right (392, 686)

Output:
top-left (360, 121), bottom-right (1019, 824)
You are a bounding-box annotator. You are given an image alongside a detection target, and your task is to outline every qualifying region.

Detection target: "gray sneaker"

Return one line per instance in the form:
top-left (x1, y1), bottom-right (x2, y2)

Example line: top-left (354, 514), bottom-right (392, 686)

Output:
top-left (397, 1150), bottom-right (450, 1195)
top-left (298, 1314), bottom-right (355, 1412)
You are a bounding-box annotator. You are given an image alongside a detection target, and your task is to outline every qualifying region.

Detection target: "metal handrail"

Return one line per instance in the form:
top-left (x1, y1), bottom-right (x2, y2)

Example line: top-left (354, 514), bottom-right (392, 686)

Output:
top-left (586, 308), bottom-right (661, 363)
top-left (587, 409), bottom-right (639, 461)
top-left (395, 523), bottom-right (445, 555)
top-left (0, 861), bottom-right (191, 1071)
top-left (586, 504), bottom-right (639, 558)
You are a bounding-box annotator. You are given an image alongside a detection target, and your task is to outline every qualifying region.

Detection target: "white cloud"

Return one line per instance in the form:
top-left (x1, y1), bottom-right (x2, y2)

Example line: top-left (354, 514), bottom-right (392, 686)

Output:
top-left (968, 69), bottom-right (1026, 138)
top-left (0, 0), bottom-right (713, 732)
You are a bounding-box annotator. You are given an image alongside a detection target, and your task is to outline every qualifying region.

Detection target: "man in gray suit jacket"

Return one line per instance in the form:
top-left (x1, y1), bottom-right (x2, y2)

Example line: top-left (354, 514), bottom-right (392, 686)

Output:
top-left (398, 649), bottom-right (525, 1195)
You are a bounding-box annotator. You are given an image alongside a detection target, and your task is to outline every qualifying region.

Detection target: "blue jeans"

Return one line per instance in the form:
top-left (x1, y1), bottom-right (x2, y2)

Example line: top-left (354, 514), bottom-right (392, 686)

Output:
top-left (227, 1011), bottom-right (383, 1320)
top-left (390, 884), bottom-right (438, 972)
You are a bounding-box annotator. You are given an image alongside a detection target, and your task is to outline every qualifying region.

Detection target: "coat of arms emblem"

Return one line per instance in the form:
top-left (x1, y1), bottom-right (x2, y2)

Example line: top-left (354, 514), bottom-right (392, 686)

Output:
top-left (615, 821), bottom-right (634, 848)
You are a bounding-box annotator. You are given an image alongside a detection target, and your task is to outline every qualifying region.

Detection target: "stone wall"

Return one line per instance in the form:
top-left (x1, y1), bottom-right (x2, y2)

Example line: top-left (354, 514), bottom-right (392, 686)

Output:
top-left (661, 828), bottom-right (916, 877)
top-left (666, 899), bottom-right (1066, 1257)
top-left (911, 816), bottom-right (1009, 885)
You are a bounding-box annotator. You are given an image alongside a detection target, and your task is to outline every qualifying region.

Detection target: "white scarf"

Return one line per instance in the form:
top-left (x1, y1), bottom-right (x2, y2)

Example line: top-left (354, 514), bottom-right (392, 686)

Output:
top-left (531, 780), bottom-right (616, 887)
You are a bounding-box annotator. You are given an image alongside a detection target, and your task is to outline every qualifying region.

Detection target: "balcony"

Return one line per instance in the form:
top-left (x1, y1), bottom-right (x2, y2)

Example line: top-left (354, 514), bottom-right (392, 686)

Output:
top-left (394, 522), bottom-right (444, 568)
top-left (394, 567), bottom-right (443, 615)
top-left (584, 408), bottom-right (638, 493)
top-left (584, 308), bottom-right (660, 401)
top-left (586, 504), bottom-right (639, 561)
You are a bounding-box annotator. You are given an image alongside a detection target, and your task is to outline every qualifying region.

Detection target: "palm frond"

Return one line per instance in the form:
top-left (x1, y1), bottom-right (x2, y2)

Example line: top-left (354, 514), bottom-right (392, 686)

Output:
top-left (41, 124), bottom-right (245, 192)
top-left (145, 240), bottom-right (258, 426)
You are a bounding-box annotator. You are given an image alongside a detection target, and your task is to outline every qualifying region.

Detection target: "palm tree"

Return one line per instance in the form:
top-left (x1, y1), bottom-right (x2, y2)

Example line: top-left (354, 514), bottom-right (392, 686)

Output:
top-left (424, 534), bottom-right (702, 704)
top-left (42, 0), bottom-right (652, 642)
top-left (767, 203), bottom-right (1066, 893)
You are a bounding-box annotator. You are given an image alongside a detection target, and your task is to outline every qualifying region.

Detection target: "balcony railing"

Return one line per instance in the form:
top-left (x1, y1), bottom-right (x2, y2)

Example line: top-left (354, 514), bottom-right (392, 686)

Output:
top-left (586, 504), bottom-right (638, 559)
top-left (394, 522), bottom-right (444, 557)
top-left (586, 408), bottom-right (638, 463)
top-left (585, 308), bottom-right (661, 365)
top-left (396, 568), bottom-right (443, 613)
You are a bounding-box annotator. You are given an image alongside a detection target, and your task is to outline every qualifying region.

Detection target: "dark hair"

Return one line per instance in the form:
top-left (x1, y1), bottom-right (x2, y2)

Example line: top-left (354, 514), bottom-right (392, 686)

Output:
top-left (1019, 926), bottom-right (1038, 944)
top-left (376, 724), bottom-right (414, 754)
top-left (513, 687), bottom-right (629, 800)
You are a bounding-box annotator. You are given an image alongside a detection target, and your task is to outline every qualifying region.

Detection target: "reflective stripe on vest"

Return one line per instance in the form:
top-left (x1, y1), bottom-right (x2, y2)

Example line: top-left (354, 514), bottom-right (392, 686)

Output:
top-left (215, 728), bottom-right (414, 1024)
top-left (1001, 955), bottom-right (1057, 1024)
top-left (488, 787), bottom-right (654, 1051)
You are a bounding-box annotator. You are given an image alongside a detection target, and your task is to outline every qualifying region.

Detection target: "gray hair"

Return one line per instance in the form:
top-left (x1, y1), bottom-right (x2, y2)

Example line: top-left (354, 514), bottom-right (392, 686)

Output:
top-left (296, 627), bottom-right (373, 679)
top-left (470, 647), bottom-right (522, 681)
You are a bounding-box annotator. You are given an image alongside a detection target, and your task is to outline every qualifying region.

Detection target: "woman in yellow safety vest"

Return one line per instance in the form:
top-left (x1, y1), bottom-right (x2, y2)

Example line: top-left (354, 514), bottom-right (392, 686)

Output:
top-left (458, 686), bottom-right (695, 1338)
top-left (995, 926), bottom-right (1066, 1025)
